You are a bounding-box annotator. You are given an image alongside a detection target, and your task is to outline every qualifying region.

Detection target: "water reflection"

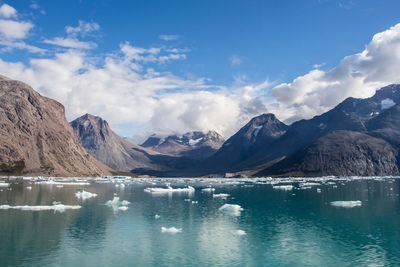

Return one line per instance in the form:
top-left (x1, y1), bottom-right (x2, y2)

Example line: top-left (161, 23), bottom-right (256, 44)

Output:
top-left (0, 178), bottom-right (399, 266)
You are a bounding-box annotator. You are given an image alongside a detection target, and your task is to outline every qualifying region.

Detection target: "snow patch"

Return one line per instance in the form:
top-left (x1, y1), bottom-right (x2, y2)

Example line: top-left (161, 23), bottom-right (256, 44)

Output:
top-left (381, 98), bottom-right (396, 110)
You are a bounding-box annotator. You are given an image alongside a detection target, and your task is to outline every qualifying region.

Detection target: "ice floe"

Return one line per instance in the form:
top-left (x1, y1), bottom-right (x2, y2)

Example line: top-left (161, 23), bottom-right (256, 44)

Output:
top-left (36, 180), bottom-right (90, 186)
top-left (154, 214), bottom-right (161, 219)
top-left (201, 187), bottom-right (216, 193)
top-left (272, 185), bottom-right (294, 190)
top-left (144, 184), bottom-right (195, 193)
top-left (105, 197), bottom-right (130, 211)
top-left (232, 230), bottom-right (246, 236)
top-left (213, 193), bottom-right (230, 199)
top-left (0, 182), bottom-right (10, 187)
top-left (75, 190), bottom-right (98, 200)
top-left (161, 227), bottom-right (182, 234)
top-left (330, 201), bottom-right (362, 208)
top-left (26, 186), bottom-right (32, 190)
top-left (0, 203), bottom-right (81, 212)
top-left (219, 204), bottom-right (243, 216)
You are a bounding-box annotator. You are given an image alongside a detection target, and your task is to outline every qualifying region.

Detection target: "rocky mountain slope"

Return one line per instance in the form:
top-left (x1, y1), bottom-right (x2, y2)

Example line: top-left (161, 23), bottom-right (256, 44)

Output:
top-left (255, 85), bottom-right (400, 177)
top-left (141, 131), bottom-right (225, 159)
top-left (71, 114), bottom-right (170, 173)
top-left (200, 114), bottom-right (288, 173)
top-left (0, 75), bottom-right (112, 176)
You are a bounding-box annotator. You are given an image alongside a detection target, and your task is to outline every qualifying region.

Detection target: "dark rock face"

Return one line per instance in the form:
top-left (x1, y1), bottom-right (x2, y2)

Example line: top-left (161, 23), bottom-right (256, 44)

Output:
top-left (254, 85), bottom-right (400, 177)
top-left (141, 131), bottom-right (225, 159)
top-left (71, 114), bottom-right (168, 172)
top-left (257, 130), bottom-right (399, 177)
top-left (201, 114), bottom-right (288, 172)
top-left (0, 76), bottom-right (112, 176)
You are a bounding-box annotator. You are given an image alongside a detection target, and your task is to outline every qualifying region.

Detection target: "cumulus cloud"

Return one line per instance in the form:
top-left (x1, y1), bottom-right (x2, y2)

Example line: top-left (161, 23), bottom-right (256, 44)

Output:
top-left (0, 3), bottom-right (16, 18)
top-left (269, 23), bottom-right (400, 123)
top-left (0, 19), bottom-right (33, 39)
top-left (65, 20), bottom-right (100, 37)
top-left (0, 39), bottom-right (269, 142)
top-left (159, 34), bottom-right (180, 41)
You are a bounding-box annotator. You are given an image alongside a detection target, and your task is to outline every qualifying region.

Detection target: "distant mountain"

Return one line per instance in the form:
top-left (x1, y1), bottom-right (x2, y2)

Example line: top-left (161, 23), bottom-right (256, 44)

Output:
top-left (0, 75), bottom-right (111, 176)
top-left (141, 131), bottom-right (225, 159)
top-left (200, 113), bottom-right (288, 173)
top-left (255, 85), bottom-right (400, 177)
top-left (257, 130), bottom-right (399, 177)
top-left (71, 114), bottom-right (169, 173)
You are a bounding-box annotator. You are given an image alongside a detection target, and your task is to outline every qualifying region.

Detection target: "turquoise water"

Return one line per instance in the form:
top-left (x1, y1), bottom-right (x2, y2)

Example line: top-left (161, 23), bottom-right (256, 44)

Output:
top-left (0, 177), bottom-right (400, 267)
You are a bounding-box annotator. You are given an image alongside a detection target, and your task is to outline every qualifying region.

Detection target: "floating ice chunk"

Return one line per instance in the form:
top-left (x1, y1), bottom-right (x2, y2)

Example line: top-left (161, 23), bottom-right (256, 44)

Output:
top-left (161, 227), bottom-right (182, 234)
top-left (300, 182), bottom-right (320, 187)
top-left (75, 190), bottom-right (98, 200)
top-left (317, 188), bottom-right (321, 193)
top-left (232, 230), bottom-right (246, 236)
top-left (121, 200), bottom-right (130, 206)
top-left (56, 185), bottom-right (64, 188)
top-left (330, 201), bottom-right (362, 208)
top-left (191, 201), bottom-right (198, 204)
top-left (144, 185), bottom-right (195, 193)
top-left (105, 197), bottom-right (130, 211)
top-left (154, 214), bottom-right (161, 219)
top-left (213, 193), bottom-right (230, 199)
top-left (36, 180), bottom-right (90, 186)
top-left (219, 204), bottom-right (243, 216)
top-left (0, 182), bottom-right (9, 187)
top-left (26, 186), bottom-right (32, 190)
top-left (201, 187), bottom-right (216, 193)
top-left (0, 203), bottom-right (81, 212)
top-left (184, 199), bottom-right (191, 202)
top-left (115, 183), bottom-right (125, 188)
top-left (272, 185), bottom-right (294, 190)
top-left (118, 206), bottom-right (128, 211)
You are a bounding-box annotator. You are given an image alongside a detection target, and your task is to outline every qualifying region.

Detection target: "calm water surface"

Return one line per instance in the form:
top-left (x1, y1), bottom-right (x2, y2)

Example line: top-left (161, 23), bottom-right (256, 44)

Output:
top-left (0, 177), bottom-right (400, 267)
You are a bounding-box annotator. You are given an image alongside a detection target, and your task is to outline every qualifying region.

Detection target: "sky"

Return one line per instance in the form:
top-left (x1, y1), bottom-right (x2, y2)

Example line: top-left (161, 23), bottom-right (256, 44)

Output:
top-left (1, 0), bottom-right (400, 143)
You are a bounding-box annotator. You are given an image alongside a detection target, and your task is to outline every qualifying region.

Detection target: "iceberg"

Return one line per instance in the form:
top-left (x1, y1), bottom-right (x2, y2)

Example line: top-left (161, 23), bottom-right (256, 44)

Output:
top-left (75, 190), bottom-right (98, 200)
top-left (272, 185), bottom-right (294, 190)
top-left (212, 193), bottom-right (230, 199)
top-left (36, 180), bottom-right (90, 186)
top-left (0, 203), bottom-right (81, 212)
top-left (201, 187), bottom-right (216, 193)
top-left (330, 201), bottom-right (362, 208)
top-left (232, 230), bottom-right (246, 236)
top-left (161, 227), bottom-right (182, 234)
top-left (105, 197), bottom-right (130, 211)
top-left (219, 204), bottom-right (243, 216)
top-left (0, 182), bottom-right (10, 187)
top-left (144, 184), bottom-right (195, 193)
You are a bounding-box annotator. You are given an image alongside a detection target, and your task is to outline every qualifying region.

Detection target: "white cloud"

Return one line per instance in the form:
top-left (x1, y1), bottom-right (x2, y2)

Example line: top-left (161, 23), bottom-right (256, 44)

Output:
top-left (65, 20), bottom-right (99, 37)
top-left (0, 41), bottom-right (269, 142)
top-left (44, 37), bottom-right (97, 50)
top-left (269, 22), bottom-right (400, 123)
top-left (0, 19), bottom-right (33, 39)
top-left (230, 55), bottom-right (242, 66)
top-left (0, 3), bottom-right (16, 18)
top-left (159, 35), bottom-right (180, 41)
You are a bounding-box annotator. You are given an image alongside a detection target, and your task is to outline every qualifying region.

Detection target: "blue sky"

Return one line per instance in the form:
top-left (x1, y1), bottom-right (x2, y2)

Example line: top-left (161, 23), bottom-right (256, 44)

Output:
top-left (1, 0), bottom-right (400, 142)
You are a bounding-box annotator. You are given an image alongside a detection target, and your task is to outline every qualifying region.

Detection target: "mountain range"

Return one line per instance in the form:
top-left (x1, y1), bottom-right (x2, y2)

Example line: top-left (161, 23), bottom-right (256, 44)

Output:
top-left (1, 74), bottom-right (400, 177)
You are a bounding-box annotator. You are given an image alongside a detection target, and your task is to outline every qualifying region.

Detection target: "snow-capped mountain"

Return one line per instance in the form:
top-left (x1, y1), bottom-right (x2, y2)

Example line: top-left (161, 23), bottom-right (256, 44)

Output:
top-left (141, 131), bottom-right (225, 159)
